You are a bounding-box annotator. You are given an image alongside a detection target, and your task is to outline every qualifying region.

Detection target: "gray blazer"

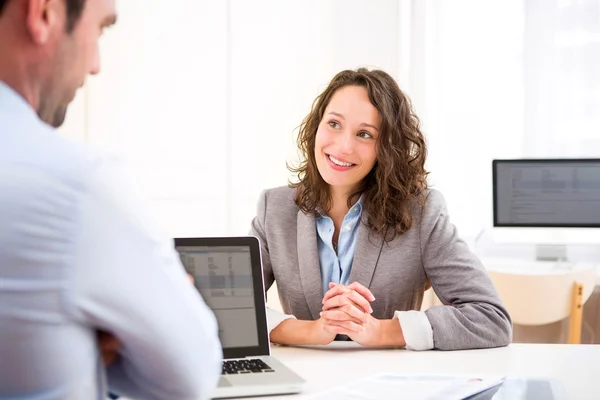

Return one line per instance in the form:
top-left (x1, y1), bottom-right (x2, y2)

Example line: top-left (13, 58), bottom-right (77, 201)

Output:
top-left (250, 186), bottom-right (512, 350)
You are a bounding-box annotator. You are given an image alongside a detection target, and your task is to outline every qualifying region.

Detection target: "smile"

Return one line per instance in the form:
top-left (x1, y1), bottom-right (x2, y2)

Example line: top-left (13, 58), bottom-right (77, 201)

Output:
top-left (326, 154), bottom-right (355, 168)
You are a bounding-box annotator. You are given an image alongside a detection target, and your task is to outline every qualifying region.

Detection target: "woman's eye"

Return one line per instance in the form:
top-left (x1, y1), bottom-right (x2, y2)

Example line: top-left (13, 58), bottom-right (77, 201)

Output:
top-left (358, 131), bottom-right (373, 139)
top-left (328, 121), bottom-right (340, 129)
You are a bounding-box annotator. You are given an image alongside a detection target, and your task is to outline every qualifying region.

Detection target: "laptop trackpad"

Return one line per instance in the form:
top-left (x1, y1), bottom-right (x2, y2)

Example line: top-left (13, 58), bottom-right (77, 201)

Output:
top-left (218, 377), bottom-right (233, 387)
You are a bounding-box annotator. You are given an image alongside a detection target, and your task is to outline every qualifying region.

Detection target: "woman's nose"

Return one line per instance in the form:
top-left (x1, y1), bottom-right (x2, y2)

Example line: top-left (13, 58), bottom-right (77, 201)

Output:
top-left (337, 132), bottom-right (354, 154)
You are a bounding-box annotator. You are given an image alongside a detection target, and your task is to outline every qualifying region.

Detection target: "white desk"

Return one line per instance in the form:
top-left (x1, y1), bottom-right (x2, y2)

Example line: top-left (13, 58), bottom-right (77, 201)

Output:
top-left (246, 342), bottom-right (599, 399)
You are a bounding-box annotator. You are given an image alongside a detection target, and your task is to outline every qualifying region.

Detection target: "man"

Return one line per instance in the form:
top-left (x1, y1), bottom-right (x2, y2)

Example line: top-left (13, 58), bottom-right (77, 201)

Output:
top-left (0, 0), bottom-right (222, 399)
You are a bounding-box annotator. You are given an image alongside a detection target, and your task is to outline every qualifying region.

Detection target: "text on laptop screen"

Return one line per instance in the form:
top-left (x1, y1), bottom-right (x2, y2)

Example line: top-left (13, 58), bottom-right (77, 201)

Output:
top-left (176, 245), bottom-right (259, 349)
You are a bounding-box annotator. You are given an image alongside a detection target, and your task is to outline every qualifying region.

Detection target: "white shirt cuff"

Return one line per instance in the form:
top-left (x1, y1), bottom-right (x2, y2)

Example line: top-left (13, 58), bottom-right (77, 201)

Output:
top-left (394, 310), bottom-right (434, 351)
top-left (267, 308), bottom-right (296, 333)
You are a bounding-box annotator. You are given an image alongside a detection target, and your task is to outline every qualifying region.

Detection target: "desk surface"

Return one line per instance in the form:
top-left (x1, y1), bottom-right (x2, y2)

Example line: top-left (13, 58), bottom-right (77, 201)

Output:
top-left (249, 342), bottom-right (598, 399)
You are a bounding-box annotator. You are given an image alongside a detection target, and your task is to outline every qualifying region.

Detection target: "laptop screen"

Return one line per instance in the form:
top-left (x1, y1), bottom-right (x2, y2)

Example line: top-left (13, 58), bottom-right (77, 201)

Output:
top-left (177, 245), bottom-right (259, 348)
top-left (174, 237), bottom-right (270, 358)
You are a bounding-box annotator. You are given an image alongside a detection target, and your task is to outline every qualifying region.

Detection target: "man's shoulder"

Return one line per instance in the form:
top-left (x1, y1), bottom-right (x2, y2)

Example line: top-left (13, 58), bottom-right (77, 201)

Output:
top-left (35, 126), bottom-right (103, 178)
top-left (2, 113), bottom-right (104, 190)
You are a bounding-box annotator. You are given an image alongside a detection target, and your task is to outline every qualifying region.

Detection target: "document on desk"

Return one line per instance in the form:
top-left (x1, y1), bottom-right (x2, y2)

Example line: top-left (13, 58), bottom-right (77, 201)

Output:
top-left (308, 373), bottom-right (505, 400)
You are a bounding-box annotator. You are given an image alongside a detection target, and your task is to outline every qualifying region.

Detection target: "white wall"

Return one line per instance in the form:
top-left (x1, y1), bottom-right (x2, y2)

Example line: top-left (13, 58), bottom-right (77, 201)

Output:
top-left (405, 0), bottom-right (526, 239)
top-left (60, 0), bottom-right (406, 238)
top-left (64, 0), bottom-right (230, 237)
top-left (228, 0), bottom-right (399, 234)
top-left (58, 0), bottom-right (595, 246)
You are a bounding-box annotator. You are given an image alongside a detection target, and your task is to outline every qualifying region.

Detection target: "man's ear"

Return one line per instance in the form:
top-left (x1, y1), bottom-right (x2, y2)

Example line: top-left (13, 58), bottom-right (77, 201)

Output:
top-left (25, 0), bottom-right (64, 45)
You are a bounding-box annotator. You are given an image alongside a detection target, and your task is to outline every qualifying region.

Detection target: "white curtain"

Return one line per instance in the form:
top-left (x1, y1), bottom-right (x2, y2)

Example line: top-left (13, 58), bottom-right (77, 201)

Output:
top-left (398, 0), bottom-right (599, 241)
top-left (58, 0), bottom-right (598, 240)
top-left (398, 0), bottom-right (525, 240)
top-left (523, 0), bottom-right (600, 157)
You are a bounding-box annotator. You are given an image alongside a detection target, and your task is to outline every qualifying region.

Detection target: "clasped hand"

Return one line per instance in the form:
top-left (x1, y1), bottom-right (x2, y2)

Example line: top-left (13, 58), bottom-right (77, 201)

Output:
top-left (318, 282), bottom-right (383, 346)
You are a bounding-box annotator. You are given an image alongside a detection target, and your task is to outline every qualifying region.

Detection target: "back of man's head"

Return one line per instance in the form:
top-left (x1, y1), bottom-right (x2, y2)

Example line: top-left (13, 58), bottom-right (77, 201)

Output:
top-left (0, 0), bottom-right (117, 127)
top-left (0, 0), bottom-right (86, 33)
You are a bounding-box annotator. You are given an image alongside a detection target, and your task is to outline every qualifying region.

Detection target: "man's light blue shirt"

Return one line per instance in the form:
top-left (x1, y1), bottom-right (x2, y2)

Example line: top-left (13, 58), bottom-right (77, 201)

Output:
top-left (0, 82), bottom-right (221, 400)
top-left (316, 198), bottom-right (363, 295)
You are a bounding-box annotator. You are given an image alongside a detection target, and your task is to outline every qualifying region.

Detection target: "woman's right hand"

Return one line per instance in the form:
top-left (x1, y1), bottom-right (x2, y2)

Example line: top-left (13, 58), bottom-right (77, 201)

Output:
top-left (269, 318), bottom-right (337, 345)
top-left (310, 317), bottom-right (339, 345)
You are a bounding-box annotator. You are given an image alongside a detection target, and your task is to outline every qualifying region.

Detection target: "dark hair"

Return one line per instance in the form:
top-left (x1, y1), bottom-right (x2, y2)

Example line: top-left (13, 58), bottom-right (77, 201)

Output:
top-left (0, 0), bottom-right (86, 33)
top-left (289, 68), bottom-right (429, 241)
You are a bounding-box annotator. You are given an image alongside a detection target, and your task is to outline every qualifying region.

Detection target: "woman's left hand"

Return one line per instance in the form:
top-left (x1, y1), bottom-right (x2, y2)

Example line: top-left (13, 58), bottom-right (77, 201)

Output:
top-left (320, 282), bottom-right (406, 347)
top-left (320, 282), bottom-right (383, 345)
top-left (320, 312), bottom-right (385, 346)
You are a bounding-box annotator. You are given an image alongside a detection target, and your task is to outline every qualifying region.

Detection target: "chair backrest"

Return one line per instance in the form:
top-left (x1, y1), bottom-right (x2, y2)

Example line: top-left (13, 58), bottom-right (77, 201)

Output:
top-left (488, 267), bottom-right (597, 326)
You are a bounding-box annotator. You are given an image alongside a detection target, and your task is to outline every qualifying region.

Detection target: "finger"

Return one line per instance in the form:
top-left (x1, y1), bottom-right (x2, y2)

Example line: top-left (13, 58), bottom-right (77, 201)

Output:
top-left (322, 293), bottom-right (353, 311)
top-left (322, 298), bottom-right (368, 322)
top-left (320, 309), bottom-right (364, 325)
top-left (101, 337), bottom-right (121, 351)
top-left (339, 302), bottom-right (367, 322)
top-left (187, 273), bottom-right (195, 284)
top-left (323, 323), bottom-right (343, 335)
top-left (323, 289), bottom-right (372, 314)
top-left (322, 284), bottom-right (350, 303)
top-left (322, 284), bottom-right (346, 303)
top-left (102, 351), bottom-right (118, 366)
top-left (97, 331), bottom-right (122, 366)
top-left (342, 290), bottom-right (374, 314)
top-left (322, 321), bottom-right (359, 336)
top-left (326, 319), bottom-right (364, 333)
top-left (98, 331), bottom-right (121, 351)
top-left (348, 281), bottom-right (375, 302)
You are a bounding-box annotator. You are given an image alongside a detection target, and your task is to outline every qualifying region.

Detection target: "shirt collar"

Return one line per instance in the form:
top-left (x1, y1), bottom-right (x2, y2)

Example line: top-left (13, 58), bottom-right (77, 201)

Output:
top-left (0, 81), bottom-right (39, 120)
top-left (316, 194), bottom-right (364, 218)
top-left (352, 195), bottom-right (364, 214)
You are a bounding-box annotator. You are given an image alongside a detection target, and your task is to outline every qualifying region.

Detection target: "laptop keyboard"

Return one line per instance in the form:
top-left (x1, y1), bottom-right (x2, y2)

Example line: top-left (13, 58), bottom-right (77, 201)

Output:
top-left (222, 359), bottom-right (275, 375)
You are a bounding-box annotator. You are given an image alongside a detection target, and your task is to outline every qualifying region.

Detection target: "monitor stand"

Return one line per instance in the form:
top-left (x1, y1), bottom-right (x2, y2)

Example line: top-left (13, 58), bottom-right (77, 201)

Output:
top-left (490, 227), bottom-right (600, 263)
top-left (535, 244), bottom-right (567, 262)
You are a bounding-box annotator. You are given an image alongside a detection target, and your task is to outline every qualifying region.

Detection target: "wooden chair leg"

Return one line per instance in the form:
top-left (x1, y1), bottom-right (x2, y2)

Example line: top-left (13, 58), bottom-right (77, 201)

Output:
top-left (568, 282), bottom-right (584, 344)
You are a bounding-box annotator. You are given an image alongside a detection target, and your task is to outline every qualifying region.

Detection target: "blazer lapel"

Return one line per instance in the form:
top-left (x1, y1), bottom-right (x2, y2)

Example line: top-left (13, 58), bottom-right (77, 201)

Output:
top-left (297, 209), bottom-right (324, 319)
top-left (348, 219), bottom-right (384, 289)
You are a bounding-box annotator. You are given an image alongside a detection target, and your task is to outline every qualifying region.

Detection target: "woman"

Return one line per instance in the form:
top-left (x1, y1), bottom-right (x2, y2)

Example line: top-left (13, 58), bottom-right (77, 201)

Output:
top-left (250, 68), bottom-right (511, 350)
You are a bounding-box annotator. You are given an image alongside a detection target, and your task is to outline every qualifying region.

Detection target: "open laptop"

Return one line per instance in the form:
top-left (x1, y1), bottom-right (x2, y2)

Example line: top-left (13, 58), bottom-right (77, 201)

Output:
top-left (174, 236), bottom-right (305, 399)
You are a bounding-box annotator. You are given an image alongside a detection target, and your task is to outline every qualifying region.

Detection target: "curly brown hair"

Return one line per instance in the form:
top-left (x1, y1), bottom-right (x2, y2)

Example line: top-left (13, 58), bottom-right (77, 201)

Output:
top-left (289, 68), bottom-right (429, 241)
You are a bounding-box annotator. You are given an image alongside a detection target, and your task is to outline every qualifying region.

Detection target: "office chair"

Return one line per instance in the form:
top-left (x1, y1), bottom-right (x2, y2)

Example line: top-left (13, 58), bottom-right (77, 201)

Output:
top-left (488, 267), bottom-right (597, 344)
top-left (421, 287), bottom-right (442, 311)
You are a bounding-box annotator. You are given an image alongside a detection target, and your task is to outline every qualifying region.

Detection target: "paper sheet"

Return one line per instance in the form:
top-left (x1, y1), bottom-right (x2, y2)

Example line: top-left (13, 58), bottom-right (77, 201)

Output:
top-left (308, 373), bottom-right (505, 400)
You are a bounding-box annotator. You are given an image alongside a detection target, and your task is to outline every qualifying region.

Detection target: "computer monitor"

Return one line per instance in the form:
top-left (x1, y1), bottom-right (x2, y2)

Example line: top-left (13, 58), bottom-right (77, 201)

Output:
top-left (492, 159), bottom-right (600, 260)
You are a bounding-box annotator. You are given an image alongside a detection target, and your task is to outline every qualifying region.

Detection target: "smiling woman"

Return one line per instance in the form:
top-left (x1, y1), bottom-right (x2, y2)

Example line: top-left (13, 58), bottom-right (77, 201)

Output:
top-left (313, 86), bottom-right (379, 205)
top-left (249, 67), bottom-right (513, 351)
top-left (291, 69), bottom-right (428, 240)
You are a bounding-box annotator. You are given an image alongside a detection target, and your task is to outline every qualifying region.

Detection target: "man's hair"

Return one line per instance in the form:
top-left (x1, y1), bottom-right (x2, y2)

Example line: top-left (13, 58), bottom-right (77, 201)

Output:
top-left (289, 68), bottom-right (429, 241)
top-left (0, 0), bottom-right (86, 32)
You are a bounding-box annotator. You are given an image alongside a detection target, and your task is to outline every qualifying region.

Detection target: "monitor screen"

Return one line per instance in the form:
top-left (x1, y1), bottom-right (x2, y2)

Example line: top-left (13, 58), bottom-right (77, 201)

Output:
top-left (176, 245), bottom-right (260, 349)
top-left (493, 159), bottom-right (600, 227)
